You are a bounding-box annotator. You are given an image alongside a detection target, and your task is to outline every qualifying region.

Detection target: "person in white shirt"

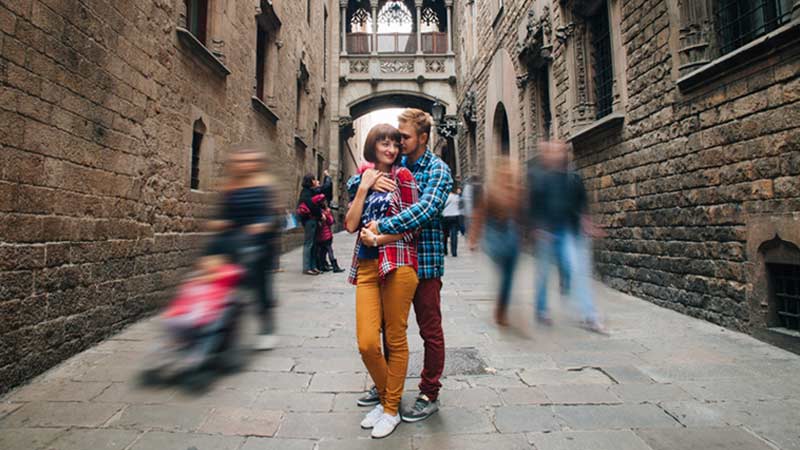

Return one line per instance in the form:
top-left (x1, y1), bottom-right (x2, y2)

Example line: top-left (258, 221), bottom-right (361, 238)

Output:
top-left (442, 187), bottom-right (462, 257)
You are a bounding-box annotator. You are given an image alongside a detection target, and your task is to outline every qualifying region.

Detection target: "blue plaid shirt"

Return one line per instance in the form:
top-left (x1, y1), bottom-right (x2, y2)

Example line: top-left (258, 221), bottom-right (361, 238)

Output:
top-left (348, 149), bottom-right (452, 279)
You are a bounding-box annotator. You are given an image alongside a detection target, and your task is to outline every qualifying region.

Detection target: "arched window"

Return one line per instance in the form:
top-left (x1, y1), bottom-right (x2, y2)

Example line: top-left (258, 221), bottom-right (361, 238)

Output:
top-left (493, 104), bottom-right (510, 156)
top-left (190, 119), bottom-right (206, 190)
top-left (378, 0), bottom-right (413, 33)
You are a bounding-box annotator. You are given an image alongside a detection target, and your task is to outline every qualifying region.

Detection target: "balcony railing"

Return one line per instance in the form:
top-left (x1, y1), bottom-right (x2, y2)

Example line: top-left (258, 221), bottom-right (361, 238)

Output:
top-left (347, 32), bottom-right (371, 54)
top-left (345, 32), bottom-right (448, 55)
top-left (377, 33), bottom-right (416, 54)
top-left (421, 32), bottom-right (448, 54)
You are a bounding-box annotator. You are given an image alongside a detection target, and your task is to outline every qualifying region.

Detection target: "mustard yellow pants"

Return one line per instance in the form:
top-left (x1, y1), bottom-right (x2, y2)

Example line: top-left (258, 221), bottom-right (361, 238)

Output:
top-left (355, 259), bottom-right (418, 415)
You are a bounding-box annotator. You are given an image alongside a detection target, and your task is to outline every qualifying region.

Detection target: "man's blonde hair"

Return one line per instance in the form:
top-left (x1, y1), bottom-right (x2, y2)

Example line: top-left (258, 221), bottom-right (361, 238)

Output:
top-left (398, 108), bottom-right (432, 137)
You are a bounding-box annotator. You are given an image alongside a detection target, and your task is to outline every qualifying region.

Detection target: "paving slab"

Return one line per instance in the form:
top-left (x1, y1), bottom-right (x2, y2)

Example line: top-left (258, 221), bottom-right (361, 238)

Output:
top-left (253, 390), bottom-right (335, 412)
top-left (498, 387), bottom-right (550, 405)
top-left (438, 386), bottom-right (502, 408)
top-left (527, 430), bottom-right (652, 450)
top-left (541, 384), bottom-right (621, 404)
top-left (518, 368), bottom-right (614, 386)
top-left (128, 431), bottom-right (244, 450)
top-left (553, 404), bottom-right (680, 430)
top-left (0, 402), bottom-right (123, 428)
top-left (241, 437), bottom-right (317, 450)
top-left (494, 405), bottom-right (563, 433)
top-left (5, 379), bottom-right (112, 402)
top-left (109, 403), bottom-right (211, 432)
top-left (414, 432), bottom-right (532, 450)
top-left (197, 407), bottom-right (282, 436)
top-left (45, 428), bottom-right (141, 450)
top-left (0, 428), bottom-right (64, 450)
top-left (276, 412), bottom-right (367, 439)
top-left (609, 383), bottom-right (694, 403)
top-left (307, 372), bottom-right (367, 393)
top-left (636, 427), bottom-right (775, 450)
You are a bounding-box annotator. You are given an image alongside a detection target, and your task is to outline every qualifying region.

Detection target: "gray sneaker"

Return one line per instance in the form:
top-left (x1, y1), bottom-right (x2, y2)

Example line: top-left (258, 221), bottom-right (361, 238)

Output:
top-left (357, 386), bottom-right (380, 407)
top-left (401, 394), bottom-right (439, 423)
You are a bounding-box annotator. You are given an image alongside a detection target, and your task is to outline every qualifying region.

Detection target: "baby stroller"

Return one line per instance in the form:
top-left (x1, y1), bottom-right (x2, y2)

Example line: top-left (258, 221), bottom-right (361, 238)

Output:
top-left (140, 232), bottom-right (264, 390)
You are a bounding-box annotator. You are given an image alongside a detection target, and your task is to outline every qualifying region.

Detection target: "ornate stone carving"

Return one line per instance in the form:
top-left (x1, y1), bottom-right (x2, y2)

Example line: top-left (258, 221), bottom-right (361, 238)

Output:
top-left (380, 59), bottom-right (414, 73)
top-left (518, 5), bottom-right (554, 69)
top-left (425, 59), bottom-right (445, 73)
top-left (571, 20), bottom-right (595, 125)
top-left (678, 0), bottom-right (712, 75)
top-left (350, 59), bottom-right (369, 73)
top-left (461, 90), bottom-right (477, 125)
top-left (339, 116), bottom-right (355, 139)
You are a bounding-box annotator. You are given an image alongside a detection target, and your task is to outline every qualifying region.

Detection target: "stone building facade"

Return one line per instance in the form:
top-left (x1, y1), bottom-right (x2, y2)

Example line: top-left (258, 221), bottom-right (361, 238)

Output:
top-left (0, 0), bottom-right (337, 392)
top-left (455, 0), bottom-right (800, 342)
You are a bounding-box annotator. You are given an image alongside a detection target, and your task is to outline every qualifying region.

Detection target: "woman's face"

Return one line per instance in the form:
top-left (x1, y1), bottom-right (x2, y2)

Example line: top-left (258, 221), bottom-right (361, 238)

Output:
top-left (230, 152), bottom-right (263, 177)
top-left (374, 138), bottom-right (400, 167)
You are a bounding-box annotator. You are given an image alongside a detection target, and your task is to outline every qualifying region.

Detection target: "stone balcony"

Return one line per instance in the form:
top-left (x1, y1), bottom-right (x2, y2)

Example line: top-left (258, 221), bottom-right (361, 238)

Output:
top-left (339, 52), bottom-right (456, 84)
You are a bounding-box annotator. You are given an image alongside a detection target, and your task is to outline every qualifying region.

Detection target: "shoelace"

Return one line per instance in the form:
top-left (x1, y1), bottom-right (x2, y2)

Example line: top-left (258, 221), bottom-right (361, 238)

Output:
top-left (413, 398), bottom-right (429, 411)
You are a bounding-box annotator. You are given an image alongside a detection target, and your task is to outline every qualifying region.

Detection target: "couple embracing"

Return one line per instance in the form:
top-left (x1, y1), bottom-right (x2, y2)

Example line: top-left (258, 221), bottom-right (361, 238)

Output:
top-left (344, 109), bottom-right (453, 438)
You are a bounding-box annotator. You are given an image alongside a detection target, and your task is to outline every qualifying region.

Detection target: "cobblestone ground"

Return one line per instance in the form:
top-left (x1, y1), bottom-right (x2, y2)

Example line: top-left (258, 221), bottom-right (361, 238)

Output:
top-left (2, 233), bottom-right (800, 450)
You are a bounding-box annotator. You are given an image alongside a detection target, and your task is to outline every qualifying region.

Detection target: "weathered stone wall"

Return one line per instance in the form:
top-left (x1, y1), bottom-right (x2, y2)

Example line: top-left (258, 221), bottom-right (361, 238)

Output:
top-left (455, 0), bottom-right (800, 333)
top-left (0, 0), bottom-right (335, 392)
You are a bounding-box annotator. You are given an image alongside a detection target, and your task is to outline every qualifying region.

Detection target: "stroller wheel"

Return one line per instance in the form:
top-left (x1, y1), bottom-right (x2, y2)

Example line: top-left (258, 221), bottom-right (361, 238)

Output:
top-left (183, 369), bottom-right (215, 393)
top-left (139, 368), bottom-right (163, 387)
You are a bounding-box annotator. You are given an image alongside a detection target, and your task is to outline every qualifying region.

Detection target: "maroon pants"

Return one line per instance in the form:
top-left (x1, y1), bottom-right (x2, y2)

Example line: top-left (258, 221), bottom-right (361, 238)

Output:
top-left (413, 278), bottom-right (444, 401)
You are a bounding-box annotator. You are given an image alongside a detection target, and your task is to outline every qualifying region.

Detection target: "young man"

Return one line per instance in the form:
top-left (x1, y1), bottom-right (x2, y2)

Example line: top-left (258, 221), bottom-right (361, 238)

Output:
top-left (527, 140), bottom-right (606, 333)
top-left (348, 109), bottom-right (453, 422)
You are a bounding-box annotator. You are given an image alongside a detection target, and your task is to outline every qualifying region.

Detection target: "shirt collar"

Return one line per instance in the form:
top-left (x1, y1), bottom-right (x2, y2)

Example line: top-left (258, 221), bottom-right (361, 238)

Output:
top-left (406, 148), bottom-right (433, 171)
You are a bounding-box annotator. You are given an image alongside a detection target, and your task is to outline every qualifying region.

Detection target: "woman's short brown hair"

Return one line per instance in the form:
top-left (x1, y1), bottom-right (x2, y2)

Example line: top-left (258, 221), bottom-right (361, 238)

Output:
top-left (363, 123), bottom-right (401, 164)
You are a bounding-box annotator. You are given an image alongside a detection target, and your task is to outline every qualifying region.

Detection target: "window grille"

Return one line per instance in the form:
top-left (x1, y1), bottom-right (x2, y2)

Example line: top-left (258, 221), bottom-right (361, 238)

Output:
top-left (190, 131), bottom-right (202, 190)
top-left (715, 0), bottom-right (793, 56)
top-left (185, 0), bottom-right (208, 44)
top-left (590, 4), bottom-right (613, 120)
top-left (350, 7), bottom-right (372, 32)
top-left (539, 66), bottom-right (552, 140)
top-left (769, 263), bottom-right (800, 332)
top-left (421, 7), bottom-right (440, 28)
top-left (256, 25), bottom-right (267, 100)
top-left (378, 1), bottom-right (413, 30)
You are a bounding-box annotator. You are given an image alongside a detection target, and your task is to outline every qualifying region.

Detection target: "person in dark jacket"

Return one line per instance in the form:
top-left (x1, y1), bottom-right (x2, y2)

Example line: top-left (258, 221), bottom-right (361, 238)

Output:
top-left (298, 173), bottom-right (322, 275)
top-left (207, 146), bottom-right (280, 349)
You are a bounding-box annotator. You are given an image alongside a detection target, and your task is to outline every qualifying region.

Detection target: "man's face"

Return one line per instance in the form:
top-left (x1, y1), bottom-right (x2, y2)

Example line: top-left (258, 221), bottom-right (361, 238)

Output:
top-left (398, 122), bottom-right (425, 156)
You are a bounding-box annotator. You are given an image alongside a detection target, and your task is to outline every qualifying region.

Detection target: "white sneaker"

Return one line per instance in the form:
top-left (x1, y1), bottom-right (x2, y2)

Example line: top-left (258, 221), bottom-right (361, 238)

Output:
top-left (371, 413), bottom-right (401, 439)
top-left (360, 404), bottom-right (384, 429)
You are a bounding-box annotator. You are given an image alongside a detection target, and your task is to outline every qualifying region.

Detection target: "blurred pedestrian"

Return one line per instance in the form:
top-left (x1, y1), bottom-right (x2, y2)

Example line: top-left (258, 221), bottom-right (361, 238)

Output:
top-left (469, 158), bottom-right (523, 326)
top-left (345, 124), bottom-right (420, 439)
top-left (442, 186), bottom-right (462, 257)
top-left (297, 173), bottom-right (322, 275)
top-left (527, 140), bottom-right (606, 333)
top-left (208, 146), bottom-right (280, 349)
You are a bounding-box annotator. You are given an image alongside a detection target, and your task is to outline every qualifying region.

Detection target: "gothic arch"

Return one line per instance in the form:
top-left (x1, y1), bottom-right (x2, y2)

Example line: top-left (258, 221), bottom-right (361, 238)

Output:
top-left (483, 48), bottom-right (521, 170)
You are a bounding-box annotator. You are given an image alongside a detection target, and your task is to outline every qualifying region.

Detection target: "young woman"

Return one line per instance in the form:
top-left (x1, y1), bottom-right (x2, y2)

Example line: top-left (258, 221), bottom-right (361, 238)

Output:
top-left (468, 157), bottom-right (523, 326)
top-left (344, 124), bottom-right (419, 439)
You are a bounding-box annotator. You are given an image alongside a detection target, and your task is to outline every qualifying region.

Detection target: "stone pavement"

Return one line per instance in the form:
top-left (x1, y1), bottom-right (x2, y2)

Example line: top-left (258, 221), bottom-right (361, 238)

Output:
top-left (2, 232), bottom-right (800, 450)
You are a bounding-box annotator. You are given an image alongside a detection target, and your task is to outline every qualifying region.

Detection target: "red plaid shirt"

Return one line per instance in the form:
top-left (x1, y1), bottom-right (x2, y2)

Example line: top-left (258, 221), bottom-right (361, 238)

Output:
top-left (348, 166), bottom-right (419, 285)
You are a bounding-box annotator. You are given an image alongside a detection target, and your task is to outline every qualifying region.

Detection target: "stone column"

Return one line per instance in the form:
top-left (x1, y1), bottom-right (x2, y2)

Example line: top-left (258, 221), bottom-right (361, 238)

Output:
top-left (678, 0), bottom-right (712, 76)
top-left (446, 0), bottom-right (454, 54)
top-left (415, 0), bottom-right (423, 54)
top-left (340, 1), bottom-right (348, 55)
top-left (371, 0), bottom-right (379, 55)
